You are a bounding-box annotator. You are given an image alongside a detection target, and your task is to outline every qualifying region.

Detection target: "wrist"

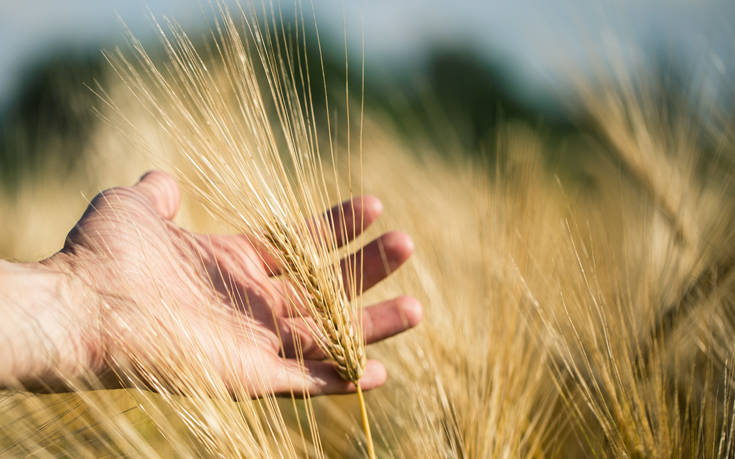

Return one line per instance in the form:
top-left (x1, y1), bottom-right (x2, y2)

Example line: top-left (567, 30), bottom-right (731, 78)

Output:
top-left (0, 256), bottom-right (102, 389)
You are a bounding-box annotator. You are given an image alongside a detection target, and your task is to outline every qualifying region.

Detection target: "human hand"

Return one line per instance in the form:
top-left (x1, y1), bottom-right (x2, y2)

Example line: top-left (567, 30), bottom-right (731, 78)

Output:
top-left (4, 171), bottom-right (420, 397)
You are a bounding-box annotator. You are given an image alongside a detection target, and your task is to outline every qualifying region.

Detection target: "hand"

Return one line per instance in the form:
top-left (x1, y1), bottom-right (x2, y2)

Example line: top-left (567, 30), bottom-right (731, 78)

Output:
top-left (3, 171), bottom-right (420, 397)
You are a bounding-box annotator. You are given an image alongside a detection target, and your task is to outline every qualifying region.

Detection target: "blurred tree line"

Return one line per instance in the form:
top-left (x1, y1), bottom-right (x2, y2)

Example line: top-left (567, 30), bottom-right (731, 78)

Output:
top-left (0, 51), bottom-right (107, 188)
top-left (0, 17), bottom-right (718, 191)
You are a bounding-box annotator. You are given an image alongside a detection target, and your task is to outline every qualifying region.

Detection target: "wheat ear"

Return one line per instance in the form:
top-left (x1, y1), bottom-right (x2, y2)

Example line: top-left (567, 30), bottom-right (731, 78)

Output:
top-left (264, 218), bottom-right (375, 458)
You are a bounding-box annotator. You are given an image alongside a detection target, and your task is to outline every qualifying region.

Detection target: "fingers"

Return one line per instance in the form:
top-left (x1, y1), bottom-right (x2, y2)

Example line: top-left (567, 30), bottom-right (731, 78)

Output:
top-left (361, 295), bottom-right (423, 344)
top-left (273, 359), bottom-right (386, 396)
top-left (341, 231), bottom-right (414, 297)
top-left (278, 296), bottom-right (422, 359)
top-left (317, 195), bottom-right (383, 247)
top-left (133, 170), bottom-right (181, 220)
top-left (272, 230), bottom-right (415, 356)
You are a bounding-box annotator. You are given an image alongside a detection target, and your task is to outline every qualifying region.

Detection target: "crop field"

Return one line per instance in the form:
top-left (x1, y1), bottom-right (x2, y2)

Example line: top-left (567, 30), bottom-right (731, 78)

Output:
top-left (0, 3), bottom-right (734, 458)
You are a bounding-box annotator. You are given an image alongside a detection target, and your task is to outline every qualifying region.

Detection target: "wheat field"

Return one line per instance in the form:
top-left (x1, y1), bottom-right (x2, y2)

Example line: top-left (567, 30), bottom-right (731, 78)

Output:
top-left (0, 4), bottom-right (734, 458)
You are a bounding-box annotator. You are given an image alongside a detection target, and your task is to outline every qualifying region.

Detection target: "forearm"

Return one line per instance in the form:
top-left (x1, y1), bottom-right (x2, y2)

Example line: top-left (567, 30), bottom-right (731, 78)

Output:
top-left (0, 259), bottom-right (97, 389)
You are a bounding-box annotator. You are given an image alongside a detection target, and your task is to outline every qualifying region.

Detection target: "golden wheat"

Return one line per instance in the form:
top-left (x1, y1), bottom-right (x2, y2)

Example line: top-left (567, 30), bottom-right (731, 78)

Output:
top-left (1, 3), bottom-right (735, 458)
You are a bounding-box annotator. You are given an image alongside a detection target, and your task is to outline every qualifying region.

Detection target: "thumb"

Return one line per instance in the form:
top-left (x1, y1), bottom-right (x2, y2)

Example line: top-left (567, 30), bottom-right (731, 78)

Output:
top-left (134, 170), bottom-right (181, 220)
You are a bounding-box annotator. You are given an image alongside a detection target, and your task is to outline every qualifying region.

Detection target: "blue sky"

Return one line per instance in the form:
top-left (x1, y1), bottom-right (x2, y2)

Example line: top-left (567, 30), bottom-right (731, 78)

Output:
top-left (0, 1), bottom-right (733, 109)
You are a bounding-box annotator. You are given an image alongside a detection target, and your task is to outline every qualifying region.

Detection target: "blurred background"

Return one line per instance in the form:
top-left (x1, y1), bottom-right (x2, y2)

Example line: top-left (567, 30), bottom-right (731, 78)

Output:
top-left (0, 0), bottom-right (733, 250)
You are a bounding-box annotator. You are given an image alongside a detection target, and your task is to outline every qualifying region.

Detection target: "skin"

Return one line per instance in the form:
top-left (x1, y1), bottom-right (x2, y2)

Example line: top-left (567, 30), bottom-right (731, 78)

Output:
top-left (0, 171), bottom-right (421, 397)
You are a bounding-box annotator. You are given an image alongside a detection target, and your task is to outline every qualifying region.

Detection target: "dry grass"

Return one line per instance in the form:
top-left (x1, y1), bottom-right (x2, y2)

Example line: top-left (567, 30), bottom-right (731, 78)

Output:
top-left (1, 3), bottom-right (735, 458)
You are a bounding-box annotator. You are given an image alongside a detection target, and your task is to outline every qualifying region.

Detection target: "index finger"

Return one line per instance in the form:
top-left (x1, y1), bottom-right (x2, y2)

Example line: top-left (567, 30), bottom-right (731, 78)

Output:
top-left (321, 195), bottom-right (383, 247)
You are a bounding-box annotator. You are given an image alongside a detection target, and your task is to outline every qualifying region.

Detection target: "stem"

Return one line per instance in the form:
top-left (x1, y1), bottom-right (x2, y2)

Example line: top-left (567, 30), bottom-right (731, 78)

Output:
top-left (356, 384), bottom-right (376, 459)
